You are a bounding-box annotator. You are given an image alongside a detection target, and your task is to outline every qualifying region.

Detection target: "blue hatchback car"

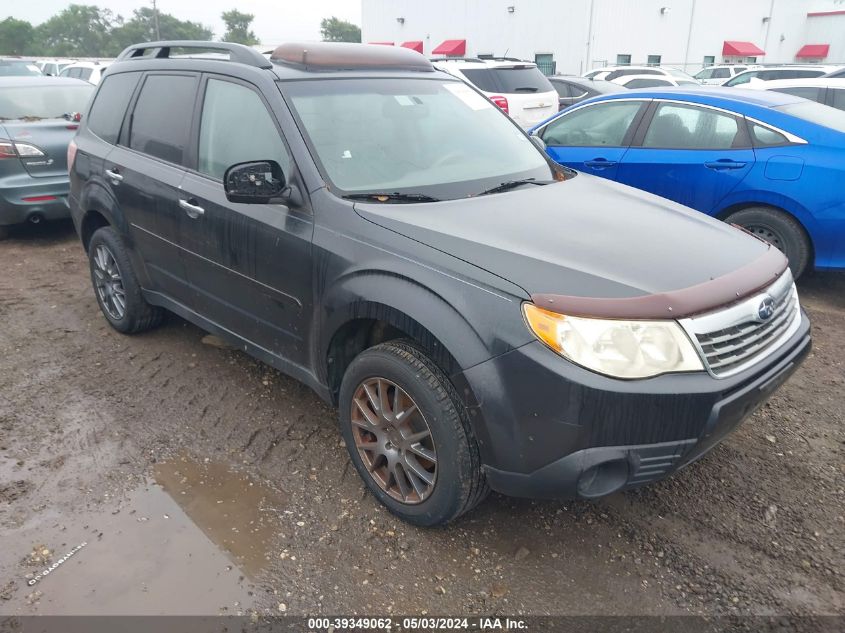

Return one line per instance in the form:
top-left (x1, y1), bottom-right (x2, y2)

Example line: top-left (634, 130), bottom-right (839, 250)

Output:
top-left (529, 87), bottom-right (845, 277)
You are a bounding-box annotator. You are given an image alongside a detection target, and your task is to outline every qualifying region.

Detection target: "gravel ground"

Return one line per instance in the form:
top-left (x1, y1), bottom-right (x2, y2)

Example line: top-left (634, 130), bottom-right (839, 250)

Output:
top-left (0, 220), bottom-right (842, 618)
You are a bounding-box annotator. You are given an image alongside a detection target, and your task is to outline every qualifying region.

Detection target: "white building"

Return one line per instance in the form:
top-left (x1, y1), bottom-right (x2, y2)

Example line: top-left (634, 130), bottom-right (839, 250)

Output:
top-left (361, 0), bottom-right (845, 75)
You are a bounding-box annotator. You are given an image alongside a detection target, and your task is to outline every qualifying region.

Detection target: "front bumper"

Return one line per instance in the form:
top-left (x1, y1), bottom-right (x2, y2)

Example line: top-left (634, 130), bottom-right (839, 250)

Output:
top-left (0, 175), bottom-right (71, 227)
top-left (460, 310), bottom-right (811, 499)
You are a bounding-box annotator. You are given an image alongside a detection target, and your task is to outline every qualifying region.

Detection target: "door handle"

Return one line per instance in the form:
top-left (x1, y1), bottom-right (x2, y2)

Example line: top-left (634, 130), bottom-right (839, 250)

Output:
top-left (584, 158), bottom-right (617, 169)
top-left (704, 160), bottom-right (747, 170)
top-left (179, 198), bottom-right (205, 219)
top-left (105, 168), bottom-right (123, 183)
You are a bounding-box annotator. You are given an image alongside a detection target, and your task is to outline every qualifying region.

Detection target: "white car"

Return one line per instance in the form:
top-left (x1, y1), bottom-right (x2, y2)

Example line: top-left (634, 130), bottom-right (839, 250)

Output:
top-left (432, 58), bottom-right (558, 128)
top-left (612, 74), bottom-right (700, 89)
top-left (744, 77), bottom-right (845, 111)
top-left (59, 61), bottom-right (112, 85)
top-left (721, 65), bottom-right (842, 88)
top-left (35, 59), bottom-right (75, 77)
top-left (584, 65), bottom-right (698, 84)
top-left (693, 64), bottom-right (757, 85)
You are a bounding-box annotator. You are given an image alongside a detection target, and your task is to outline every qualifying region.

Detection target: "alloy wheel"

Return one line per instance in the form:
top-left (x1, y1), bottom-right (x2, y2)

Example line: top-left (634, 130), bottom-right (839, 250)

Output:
top-left (350, 377), bottom-right (437, 504)
top-left (93, 244), bottom-right (126, 320)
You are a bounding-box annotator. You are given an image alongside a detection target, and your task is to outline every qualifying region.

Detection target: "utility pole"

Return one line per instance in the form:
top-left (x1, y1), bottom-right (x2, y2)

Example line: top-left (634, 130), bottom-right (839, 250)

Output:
top-left (152, 0), bottom-right (161, 40)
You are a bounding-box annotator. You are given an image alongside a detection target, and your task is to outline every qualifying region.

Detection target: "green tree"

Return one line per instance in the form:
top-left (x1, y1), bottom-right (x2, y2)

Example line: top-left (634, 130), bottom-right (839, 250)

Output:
top-left (109, 8), bottom-right (213, 55)
top-left (0, 17), bottom-right (35, 55)
top-left (320, 16), bottom-right (361, 43)
top-left (221, 9), bottom-right (259, 45)
top-left (33, 4), bottom-right (115, 57)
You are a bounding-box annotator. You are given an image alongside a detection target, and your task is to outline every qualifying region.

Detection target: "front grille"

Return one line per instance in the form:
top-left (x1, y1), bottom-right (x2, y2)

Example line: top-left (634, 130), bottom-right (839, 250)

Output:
top-left (680, 271), bottom-right (800, 378)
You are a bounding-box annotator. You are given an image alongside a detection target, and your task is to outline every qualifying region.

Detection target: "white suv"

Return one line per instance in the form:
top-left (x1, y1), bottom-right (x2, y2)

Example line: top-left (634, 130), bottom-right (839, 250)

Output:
top-left (59, 61), bottom-right (112, 85)
top-left (432, 58), bottom-right (558, 128)
top-left (693, 65), bottom-right (756, 85)
top-left (584, 65), bottom-right (698, 83)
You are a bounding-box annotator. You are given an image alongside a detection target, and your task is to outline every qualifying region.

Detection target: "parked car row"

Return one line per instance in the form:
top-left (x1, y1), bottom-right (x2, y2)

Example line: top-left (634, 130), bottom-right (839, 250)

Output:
top-left (0, 56), bottom-right (113, 85)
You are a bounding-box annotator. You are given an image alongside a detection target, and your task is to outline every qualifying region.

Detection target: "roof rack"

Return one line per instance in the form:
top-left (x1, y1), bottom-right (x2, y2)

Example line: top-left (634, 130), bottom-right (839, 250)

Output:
top-left (428, 56), bottom-right (486, 63)
top-left (116, 41), bottom-right (272, 69)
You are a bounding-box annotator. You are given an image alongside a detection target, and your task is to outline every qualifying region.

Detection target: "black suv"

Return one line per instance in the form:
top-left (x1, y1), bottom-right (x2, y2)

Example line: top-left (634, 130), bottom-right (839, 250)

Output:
top-left (69, 41), bottom-right (811, 526)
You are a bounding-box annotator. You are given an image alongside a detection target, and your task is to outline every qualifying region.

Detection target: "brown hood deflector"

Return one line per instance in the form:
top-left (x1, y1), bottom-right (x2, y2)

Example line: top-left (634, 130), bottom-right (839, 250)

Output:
top-left (531, 246), bottom-right (789, 320)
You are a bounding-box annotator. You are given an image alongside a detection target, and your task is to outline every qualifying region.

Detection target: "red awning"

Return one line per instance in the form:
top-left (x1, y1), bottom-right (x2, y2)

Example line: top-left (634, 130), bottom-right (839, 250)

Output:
top-left (796, 44), bottom-right (830, 58)
top-left (401, 40), bottom-right (424, 54)
top-left (432, 39), bottom-right (466, 56)
top-left (368, 42), bottom-right (394, 46)
top-left (722, 41), bottom-right (765, 56)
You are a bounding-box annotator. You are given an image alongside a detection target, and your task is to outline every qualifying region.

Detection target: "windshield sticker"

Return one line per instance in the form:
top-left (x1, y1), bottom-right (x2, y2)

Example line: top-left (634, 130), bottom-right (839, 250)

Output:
top-left (443, 83), bottom-right (493, 110)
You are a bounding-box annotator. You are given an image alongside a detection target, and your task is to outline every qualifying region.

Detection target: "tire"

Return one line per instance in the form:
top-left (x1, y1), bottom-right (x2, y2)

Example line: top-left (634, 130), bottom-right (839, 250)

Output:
top-left (339, 341), bottom-right (489, 526)
top-left (725, 207), bottom-right (811, 279)
top-left (88, 226), bottom-right (164, 334)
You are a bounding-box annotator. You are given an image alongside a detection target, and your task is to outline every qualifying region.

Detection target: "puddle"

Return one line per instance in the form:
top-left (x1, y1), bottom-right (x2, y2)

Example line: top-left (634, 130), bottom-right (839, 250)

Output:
top-left (0, 457), bottom-right (285, 615)
top-left (0, 484), bottom-right (254, 615)
top-left (154, 456), bottom-right (287, 578)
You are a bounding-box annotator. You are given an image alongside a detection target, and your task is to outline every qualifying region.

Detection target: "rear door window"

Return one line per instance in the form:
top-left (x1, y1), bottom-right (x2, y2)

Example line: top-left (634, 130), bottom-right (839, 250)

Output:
top-left (197, 78), bottom-right (290, 180)
top-left (712, 68), bottom-right (730, 79)
top-left (541, 101), bottom-right (643, 146)
top-left (642, 103), bottom-right (744, 149)
top-left (773, 86), bottom-right (823, 103)
top-left (87, 72), bottom-right (141, 144)
top-left (128, 73), bottom-right (198, 165)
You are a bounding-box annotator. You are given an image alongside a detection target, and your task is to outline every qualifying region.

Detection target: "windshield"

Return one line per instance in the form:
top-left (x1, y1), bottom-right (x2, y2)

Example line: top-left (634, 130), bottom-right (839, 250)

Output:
top-left (775, 100), bottom-right (845, 133)
top-left (0, 60), bottom-right (42, 77)
top-left (460, 67), bottom-right (554, 94)
top-left (283, 78), bottom-right (554, 200)
top-left (0, 84), bottom-right (94, 119)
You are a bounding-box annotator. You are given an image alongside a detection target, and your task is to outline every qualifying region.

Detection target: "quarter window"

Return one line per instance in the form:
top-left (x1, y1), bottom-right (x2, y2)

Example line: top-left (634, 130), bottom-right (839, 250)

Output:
top-left (643, 103), bottom-right (743, 149)
top-left (749, 122), bottom-right (789, 147)
top-left (831, 89), bottom-right (845, 111)
top-left (198, 79), bottom-right (290, 181)
top-left (541, 101), bottom-right (642, 146)
top-left (128, 74), bottom-right (198, 165)
top-left (87, 72), bottom-right (141, 144)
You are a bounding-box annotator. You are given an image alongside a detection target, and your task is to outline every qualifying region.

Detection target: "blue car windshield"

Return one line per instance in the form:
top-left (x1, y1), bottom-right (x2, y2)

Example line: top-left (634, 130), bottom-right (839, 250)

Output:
top-left (774, 100), bottom-right (845, 133)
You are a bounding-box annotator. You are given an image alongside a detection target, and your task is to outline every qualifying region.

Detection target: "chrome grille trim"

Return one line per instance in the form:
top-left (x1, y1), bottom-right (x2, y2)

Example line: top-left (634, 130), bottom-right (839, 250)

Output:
top-left (679, 270), bottom-right (801, 379)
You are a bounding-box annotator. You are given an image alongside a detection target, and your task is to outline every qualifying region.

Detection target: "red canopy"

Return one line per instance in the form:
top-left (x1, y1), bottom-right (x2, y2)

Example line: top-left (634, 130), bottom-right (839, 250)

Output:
top-left (432, 39), bottom-right (466, 56)
top-left (368, 41), bottom-right (394, 46)
top-left (401, 40), bottom-right (424, 54)
top-left (796, 44), bottom-right (830, 58)
top-left (722, 41), bottom-right (765, 56)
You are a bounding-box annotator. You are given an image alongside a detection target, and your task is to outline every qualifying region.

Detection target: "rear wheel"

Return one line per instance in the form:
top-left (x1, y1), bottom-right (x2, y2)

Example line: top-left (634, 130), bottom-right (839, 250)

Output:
top-left (339, 341), bottom-right (488, 526)
top-left (88, 226), bottom-right (164, 334)
top-left (725, 206), bottom-right (811, 279)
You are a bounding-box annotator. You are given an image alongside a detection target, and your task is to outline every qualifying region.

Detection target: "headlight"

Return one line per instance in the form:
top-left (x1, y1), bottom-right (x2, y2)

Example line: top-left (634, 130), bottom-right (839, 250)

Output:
top-left (523, 303), bottom-right (704, 379)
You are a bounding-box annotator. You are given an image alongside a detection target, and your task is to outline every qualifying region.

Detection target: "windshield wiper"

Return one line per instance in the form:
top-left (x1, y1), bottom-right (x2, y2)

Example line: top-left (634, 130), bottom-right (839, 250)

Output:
top-left (476, 179), bottom-right (552, 196)
top-left (343, 192), bottom-right (440, 203)
top-left (513, 87), bottom-right (539, 92)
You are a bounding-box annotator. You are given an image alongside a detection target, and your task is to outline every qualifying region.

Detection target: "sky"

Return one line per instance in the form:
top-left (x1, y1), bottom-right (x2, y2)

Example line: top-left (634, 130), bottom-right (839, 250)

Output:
top-left (6, 0), bottom-right (363, 44)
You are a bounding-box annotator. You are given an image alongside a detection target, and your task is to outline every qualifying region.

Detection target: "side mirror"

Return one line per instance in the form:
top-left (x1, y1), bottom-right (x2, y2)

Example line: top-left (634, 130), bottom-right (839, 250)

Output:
top-left (529, 134), bottom-right (547, 152)
top-left (223, 160), bottom-right (287, 204)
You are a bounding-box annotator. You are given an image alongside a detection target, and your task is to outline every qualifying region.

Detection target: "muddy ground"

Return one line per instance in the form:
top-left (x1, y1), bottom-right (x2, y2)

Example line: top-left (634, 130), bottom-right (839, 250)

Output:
top-left (0, 220), bottom-right (842, 618)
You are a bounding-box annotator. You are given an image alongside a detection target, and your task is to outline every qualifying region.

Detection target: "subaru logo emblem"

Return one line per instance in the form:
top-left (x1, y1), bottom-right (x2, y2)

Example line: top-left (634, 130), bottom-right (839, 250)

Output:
top-left (758, 296), bottom-right (775, 321)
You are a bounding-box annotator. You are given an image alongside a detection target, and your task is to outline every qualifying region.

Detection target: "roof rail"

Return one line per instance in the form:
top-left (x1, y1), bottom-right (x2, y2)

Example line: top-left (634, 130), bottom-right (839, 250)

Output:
top-left (116, 41), bottom-right (272, 69)
top-left (428, 56), bottom-right (486, 63)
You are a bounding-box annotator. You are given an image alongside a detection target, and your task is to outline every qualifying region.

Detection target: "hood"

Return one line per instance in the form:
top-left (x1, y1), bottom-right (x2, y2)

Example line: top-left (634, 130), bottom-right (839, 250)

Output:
top-left (354, 174), bottom-right (773, 302)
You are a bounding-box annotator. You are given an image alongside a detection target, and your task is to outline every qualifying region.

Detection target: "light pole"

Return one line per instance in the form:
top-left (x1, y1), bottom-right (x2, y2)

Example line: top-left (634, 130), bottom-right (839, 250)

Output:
top-left (152, 0), bottom-right (161, 40)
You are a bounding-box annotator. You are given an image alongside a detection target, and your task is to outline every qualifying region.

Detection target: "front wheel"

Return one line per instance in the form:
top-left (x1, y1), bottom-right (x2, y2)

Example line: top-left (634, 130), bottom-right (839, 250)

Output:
top-left (339, 341), bottom-right (488, 526)
top-left (725, 206), bottom-right (811, 279)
